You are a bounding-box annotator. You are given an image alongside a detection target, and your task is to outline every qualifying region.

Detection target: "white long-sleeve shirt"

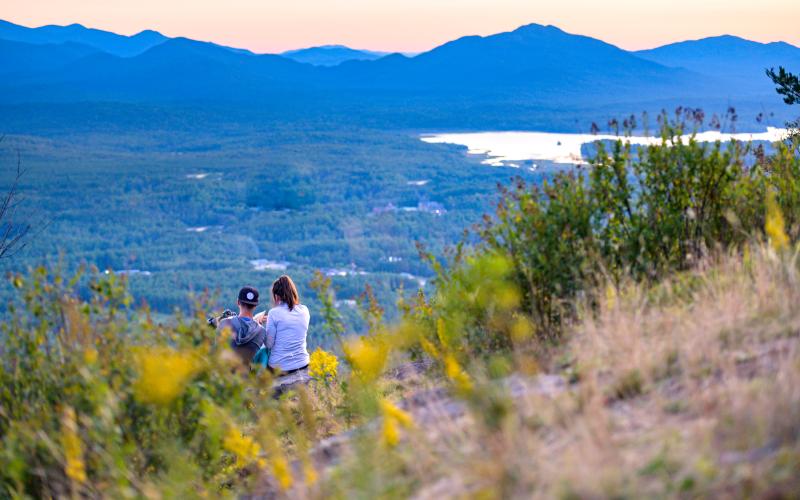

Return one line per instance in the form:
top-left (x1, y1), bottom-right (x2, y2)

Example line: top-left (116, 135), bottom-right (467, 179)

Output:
top-left (264, 303), bottom-right (310, 371)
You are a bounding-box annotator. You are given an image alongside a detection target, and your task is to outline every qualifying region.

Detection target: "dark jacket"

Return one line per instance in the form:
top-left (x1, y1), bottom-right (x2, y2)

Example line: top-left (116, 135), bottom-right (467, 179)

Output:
top-left (218, 316), bottom-right (267, 363)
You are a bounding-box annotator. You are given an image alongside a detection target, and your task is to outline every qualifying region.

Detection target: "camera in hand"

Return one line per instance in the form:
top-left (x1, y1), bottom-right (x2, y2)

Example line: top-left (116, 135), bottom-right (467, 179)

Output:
top-left (207, 309), bottom-right (236, 328)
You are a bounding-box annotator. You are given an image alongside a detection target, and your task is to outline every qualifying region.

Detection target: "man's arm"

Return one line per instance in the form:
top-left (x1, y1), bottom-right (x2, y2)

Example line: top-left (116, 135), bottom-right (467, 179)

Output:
top-left (254, 310), bottom-right (267, 324)
top-left (216, 317), bottom-right (236, 344)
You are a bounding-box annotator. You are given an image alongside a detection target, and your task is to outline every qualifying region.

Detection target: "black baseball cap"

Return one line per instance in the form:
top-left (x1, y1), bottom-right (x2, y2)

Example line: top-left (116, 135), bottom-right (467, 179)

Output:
top-left (238, 286), bottom-right (259, 306)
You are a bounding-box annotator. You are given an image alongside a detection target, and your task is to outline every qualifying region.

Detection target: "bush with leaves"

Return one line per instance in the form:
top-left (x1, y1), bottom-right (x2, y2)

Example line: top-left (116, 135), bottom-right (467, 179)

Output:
top-left (0, 266), bottom-right (284, 497)
top-left (477, 111), bottom-right (800, 337)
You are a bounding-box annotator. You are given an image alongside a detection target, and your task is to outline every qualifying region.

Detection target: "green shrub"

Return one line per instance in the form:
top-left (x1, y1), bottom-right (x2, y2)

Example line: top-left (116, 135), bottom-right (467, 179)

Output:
top-left (0, 266), bottom-right (277, 497)
top-left (482, 175), bottom-right (594, 338)
top-left (410, 250), bottom-right (531, 360)
top-left (477, 112), bottom-right (800, 337)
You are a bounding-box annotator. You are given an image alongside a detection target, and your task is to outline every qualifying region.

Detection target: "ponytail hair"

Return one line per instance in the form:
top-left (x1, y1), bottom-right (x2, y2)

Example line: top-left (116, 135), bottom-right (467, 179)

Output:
top-left (272, 275), bottom-right (299, 311)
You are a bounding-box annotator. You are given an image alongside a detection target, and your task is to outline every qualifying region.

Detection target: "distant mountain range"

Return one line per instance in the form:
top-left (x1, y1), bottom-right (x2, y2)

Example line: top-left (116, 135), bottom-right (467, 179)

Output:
top-left (0, 19), bottom-right (167, 57)
top-left (281, 45), bottom-right (388, 66)
top-left (0, 18), bottom-right (798, 121)
top-left (636, 35), bottom-right (800, 94)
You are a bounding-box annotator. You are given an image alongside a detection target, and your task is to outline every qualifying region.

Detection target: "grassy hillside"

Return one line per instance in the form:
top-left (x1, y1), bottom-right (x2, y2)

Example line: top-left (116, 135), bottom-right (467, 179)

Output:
top-left (297, 244), bottom-right (800, 498)
top-left (1, 121), bottom-right (798, 497)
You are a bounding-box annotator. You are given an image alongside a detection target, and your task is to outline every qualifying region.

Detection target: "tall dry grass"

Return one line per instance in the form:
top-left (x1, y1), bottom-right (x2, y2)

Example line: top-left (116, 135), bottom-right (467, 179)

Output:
top-left (343, 245), bottom-right (800, 499)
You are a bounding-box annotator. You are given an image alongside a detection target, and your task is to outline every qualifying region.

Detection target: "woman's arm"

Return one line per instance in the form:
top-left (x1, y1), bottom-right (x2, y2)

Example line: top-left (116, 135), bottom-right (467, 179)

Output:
top-left (265, 311), bottom-right (277, 349)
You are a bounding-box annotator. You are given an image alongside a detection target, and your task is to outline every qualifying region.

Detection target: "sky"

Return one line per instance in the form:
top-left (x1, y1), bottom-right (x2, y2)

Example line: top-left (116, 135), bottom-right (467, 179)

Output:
top-left (3, 0), bottom-right (799, 53)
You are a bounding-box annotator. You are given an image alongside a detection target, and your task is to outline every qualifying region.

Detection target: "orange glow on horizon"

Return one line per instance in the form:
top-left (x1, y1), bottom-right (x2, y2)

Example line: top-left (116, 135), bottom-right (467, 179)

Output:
top-left (3, 0), bottom-right (798, 53)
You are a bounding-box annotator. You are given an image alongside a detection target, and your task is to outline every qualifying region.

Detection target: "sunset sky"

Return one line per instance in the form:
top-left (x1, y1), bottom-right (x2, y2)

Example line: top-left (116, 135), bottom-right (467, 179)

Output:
top-left (4, 0), bottom-right (799, 53)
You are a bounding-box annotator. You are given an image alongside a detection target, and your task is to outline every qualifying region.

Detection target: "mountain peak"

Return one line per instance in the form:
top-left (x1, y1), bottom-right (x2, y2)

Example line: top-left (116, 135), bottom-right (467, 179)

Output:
top-left (513, 23), bottom-right (560, 33)
top-left (133, 29), bottom-right (165, 37)
top-left (281, 44), bottom-right (387, 66)
top-left (634, 34), bottom-right (800, 93)
top-left (0, 19), bottom-right (169, 57)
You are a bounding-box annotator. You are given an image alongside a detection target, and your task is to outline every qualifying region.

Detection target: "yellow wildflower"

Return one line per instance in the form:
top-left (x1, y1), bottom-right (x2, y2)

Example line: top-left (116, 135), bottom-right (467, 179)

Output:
top-left (510, 316), bottom-right (533, 342)
top-left (765, 191), bottom-right (790, 251)
top-left (308, 347), bottom-right (338, 380)
top-left (604, 283), bottom-right (617, 310)
top-left (83, 348), bottom-right (98, 365)
top-left (695, 456), bottom-right (717, 479)
top-left (133, 347), bottom-right (201, 406)
top-left (61, 406), bottom-right (87, 483)
top-left (419, 337), bottom-right (439, 359)
top-left (303, 461), bottom-right (318, 485)
top-left (496, 283), bottom-right (521, 310)
top-left (345, 337), bottom-right (387, 380)
top-left (435, 318), bottom-right (450, 349)
top-left (222, 427), bottom-right (261, 466)
top-left (380, 399), bottom-right (413, 428)
top-left (382, 417), bottom-right (400, 447)
top-left (380, 399), bottom-right (414, 448)
top-left (444, 354), bottom-right (473, 393)
top-left (271, 454), bottom-right (293, 490)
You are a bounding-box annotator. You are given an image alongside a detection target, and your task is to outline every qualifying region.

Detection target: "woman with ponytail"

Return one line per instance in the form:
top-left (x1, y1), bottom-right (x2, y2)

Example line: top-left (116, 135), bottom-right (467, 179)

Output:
top-left (254, 275), bottom-right (310, 373)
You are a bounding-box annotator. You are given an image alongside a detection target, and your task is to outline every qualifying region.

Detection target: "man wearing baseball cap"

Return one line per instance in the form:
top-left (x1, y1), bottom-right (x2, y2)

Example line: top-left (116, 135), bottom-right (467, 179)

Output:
top-left (218, 286), bottom-right (267, 364)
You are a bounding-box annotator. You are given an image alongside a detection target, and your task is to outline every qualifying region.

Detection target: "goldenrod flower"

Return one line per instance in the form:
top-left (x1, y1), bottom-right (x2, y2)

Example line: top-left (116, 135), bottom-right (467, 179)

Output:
top-left (303, 461), bottom-right (318, 485)
top-left (133, 347), bottom-right (201, 406)
top-left (444, 354), bottom-right (473, 393)
top-left (604, 283), bottom-right (617, 310)
top-left (765, 191), bottom-right (790, 251)
top-left (510, 316), bottom-right (533, 342)
top-left (345, 337), bottom-right (387, 380)
top-left (380, 399), bottom-right (413, 448)
top-left (61, 407), bottom-right (87, 483)
top-left (419, 337), bottom-right (439, 359)
top-left (308, 347), bottom-right (338, 380)
top-left (496, 283), bottom-right (521, 310)
top-left (222, 427), bottom-right (261, 466)
top-left (382, 417), bottom-right (400, 447)
top-left (380, 399), bottom-right (413, 428)
top-left (436, 318), bottom-right (450, 349)
top-left (83, 348), bottom-right (98, 365)
top-left (271, 454), bottom-right (293, 490)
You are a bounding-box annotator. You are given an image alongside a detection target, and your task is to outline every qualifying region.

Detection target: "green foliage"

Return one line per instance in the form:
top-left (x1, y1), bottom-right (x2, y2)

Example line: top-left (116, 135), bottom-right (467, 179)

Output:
top-left (609, 369), bottom-right (645, 401)
top-left (309, 270), bottom-right (345, 347)
top-left (405, 249), bottom-right (534, 367)
top-left (590, 123), bottom-right (759, 278)
top-left (0, 267), bottom-right (277, 497)
top-left (478, 113), bottom-right (800, 336)
top-left (767, 66), bottom-right (800, 106)
top-left (481, 175), bottom-right (594, 336)
top-left (767, 66), bottom-right (800, 139)
top-left (246, 170), bottom-right (318, 210)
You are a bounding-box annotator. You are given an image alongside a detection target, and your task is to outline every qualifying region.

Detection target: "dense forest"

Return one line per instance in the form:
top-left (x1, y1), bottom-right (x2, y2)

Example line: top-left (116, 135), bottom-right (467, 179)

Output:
top-left (0, 111), bottom-right (555, 333)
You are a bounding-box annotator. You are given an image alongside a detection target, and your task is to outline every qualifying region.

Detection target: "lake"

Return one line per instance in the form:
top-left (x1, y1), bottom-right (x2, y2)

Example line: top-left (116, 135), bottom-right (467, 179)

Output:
top-left (421, 128), bottom-right (789, 167)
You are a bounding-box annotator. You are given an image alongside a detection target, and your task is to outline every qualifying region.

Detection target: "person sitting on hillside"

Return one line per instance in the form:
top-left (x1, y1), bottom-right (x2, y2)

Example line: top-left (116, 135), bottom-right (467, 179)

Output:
top-left (254, 275), bottom-right (310, 375)
top-left (217, 286), bottom-right (268, 365)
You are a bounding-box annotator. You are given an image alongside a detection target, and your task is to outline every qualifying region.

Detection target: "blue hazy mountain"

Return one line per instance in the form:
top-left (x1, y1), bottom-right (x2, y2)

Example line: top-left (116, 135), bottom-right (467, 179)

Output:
top-left (4, 23), bottom-right (706, 105)
top-left (0, 19), bottom-right (167, 57)
top-left (0, 38), bottom-right (99, 75)
top-left (636, 35), bottom-right (800, 93)
top-left (281, 45), bottom-right (388, 66)
top-left (9, 37), bottom-right (320, 101)
top-left (0, 20), bottom-right (793, 113)
top-left (333, 24), bottom-right (711, 100)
